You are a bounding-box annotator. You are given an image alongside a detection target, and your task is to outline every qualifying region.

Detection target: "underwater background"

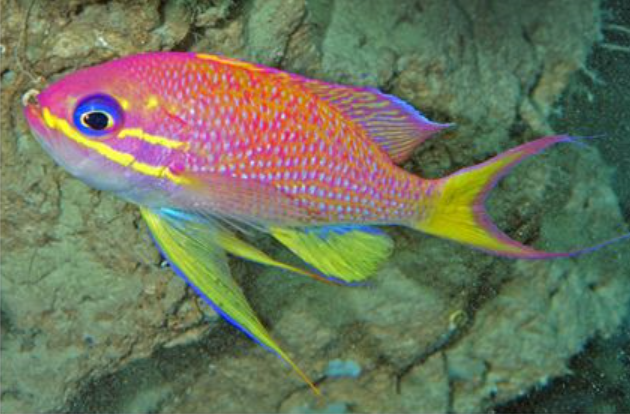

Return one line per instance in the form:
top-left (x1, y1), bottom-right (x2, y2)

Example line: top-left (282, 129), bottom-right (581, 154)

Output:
top-left (1, 0), bottom-right (629, 412)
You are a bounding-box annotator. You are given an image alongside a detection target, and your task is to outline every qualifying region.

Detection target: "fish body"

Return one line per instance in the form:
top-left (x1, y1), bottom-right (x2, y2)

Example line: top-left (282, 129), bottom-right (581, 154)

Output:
top-left (23, 52), bottom-right (629, 393)
top-left (28, 53), bottom-right (437, 226)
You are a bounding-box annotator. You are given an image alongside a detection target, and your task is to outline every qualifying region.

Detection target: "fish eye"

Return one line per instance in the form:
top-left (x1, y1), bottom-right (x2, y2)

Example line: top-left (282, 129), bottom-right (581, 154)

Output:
top-left (73, 94), bottom-right (124, 136)
top-left (81, 111), bottom-right (113, 130)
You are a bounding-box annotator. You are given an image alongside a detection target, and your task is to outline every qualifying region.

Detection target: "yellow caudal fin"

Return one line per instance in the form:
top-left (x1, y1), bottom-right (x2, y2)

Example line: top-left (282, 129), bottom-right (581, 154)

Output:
top-left (141, 207), bottom-right (320, 395)
top-left (414, 135), bottom-right (630, 258)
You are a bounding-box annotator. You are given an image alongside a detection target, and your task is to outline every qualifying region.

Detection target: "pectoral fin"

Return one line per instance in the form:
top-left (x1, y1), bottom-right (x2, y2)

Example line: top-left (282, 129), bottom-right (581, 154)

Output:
top-left (140, 207), bottom-right (319, 394)
top-left (169, 171), bottom-right (318, 228)
top-left (270, 225), bottom-right (394, 284)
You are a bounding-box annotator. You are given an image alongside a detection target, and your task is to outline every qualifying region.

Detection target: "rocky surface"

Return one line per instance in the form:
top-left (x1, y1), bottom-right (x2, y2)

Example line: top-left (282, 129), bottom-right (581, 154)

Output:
top-left (548, 0), bottom-right (630, 222)
top-left (1, 0), bottom-right (628, 413)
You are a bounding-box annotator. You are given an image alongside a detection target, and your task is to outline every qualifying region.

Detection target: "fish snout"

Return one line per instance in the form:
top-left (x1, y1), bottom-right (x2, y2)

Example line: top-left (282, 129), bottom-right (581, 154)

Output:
top-left (22, 89), bottom-right (44, 127)
top-left (22, 88), bottom-right (54, 144)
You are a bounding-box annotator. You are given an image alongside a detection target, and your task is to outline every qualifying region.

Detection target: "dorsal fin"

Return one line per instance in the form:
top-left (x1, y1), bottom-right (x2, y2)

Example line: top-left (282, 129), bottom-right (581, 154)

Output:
top-left (195, 53), bottom-right (452, 163)
top-left (297, 80), bottom-right (452, 163)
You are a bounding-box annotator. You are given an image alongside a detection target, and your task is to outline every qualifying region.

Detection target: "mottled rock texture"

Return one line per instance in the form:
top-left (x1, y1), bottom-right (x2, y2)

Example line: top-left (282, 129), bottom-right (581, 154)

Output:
top-left (1, 0), bottom-right (628, 413)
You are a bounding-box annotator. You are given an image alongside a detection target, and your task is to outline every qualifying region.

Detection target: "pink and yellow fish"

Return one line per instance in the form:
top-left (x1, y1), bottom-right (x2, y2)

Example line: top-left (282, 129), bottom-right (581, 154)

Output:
top-left (23, 52), bottom-right (629, 393)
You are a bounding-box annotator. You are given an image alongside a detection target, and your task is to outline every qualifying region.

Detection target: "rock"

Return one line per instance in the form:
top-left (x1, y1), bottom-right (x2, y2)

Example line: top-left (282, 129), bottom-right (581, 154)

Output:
top-left (244, 0), bottom-right (307, 66)
top-left (325, 360), bottom-right (362, 378)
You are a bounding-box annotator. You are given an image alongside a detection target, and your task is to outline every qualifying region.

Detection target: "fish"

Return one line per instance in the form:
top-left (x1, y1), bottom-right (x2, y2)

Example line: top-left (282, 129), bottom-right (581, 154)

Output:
top-left (22, 52), bottom-right (629, 394)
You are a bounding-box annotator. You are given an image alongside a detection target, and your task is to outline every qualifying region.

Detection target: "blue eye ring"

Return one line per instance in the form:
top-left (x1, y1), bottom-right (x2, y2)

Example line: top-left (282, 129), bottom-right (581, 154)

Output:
top-left (73, 94), bottom-right (124, 137)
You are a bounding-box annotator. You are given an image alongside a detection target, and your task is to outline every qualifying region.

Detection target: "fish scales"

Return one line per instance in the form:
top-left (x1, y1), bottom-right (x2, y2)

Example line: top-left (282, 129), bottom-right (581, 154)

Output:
top-left (123, 53), bottom-right (423, 223)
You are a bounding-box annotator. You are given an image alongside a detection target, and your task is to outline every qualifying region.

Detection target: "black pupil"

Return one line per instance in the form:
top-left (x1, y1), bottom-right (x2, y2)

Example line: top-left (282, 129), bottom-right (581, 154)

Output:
top-left (83, 112), bottom-right (110, 130)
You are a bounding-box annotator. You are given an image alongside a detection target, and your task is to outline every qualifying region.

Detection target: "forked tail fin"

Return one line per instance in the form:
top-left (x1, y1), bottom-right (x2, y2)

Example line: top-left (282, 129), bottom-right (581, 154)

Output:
top-left (414, 135), bottom-right (630, 259)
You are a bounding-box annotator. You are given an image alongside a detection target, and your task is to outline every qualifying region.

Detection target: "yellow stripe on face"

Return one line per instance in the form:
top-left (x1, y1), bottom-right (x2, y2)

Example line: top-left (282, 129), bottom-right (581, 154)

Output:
top-left (117, 128), bottom-right (189, 150)
top-left (42, 108), bottom-right (191, 185)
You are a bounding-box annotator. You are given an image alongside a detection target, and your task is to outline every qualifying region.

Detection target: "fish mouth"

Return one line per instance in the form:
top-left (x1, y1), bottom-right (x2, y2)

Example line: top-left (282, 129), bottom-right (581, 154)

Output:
top-left (22, 88), bottom-right (41, 108)
top-left (22, 89), bottom-right (62, 158)
top-left (20, 88), bottom-right (126, 192)
top-left (22, 89), bottom-right (46, 134)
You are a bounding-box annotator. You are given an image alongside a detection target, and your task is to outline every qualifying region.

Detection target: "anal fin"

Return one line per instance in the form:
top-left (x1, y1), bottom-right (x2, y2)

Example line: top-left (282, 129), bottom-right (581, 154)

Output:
top-left (215, 229), bottom-right (337, 285)
top-left (270, 225), bottom-right (394, 284)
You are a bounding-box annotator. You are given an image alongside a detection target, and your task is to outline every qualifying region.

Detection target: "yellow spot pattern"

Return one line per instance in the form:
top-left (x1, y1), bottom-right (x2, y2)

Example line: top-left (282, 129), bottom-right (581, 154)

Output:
top-left (117, 97), bottom-right (130, 110)
top-left (146, 96), bottom-right (159, 109)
